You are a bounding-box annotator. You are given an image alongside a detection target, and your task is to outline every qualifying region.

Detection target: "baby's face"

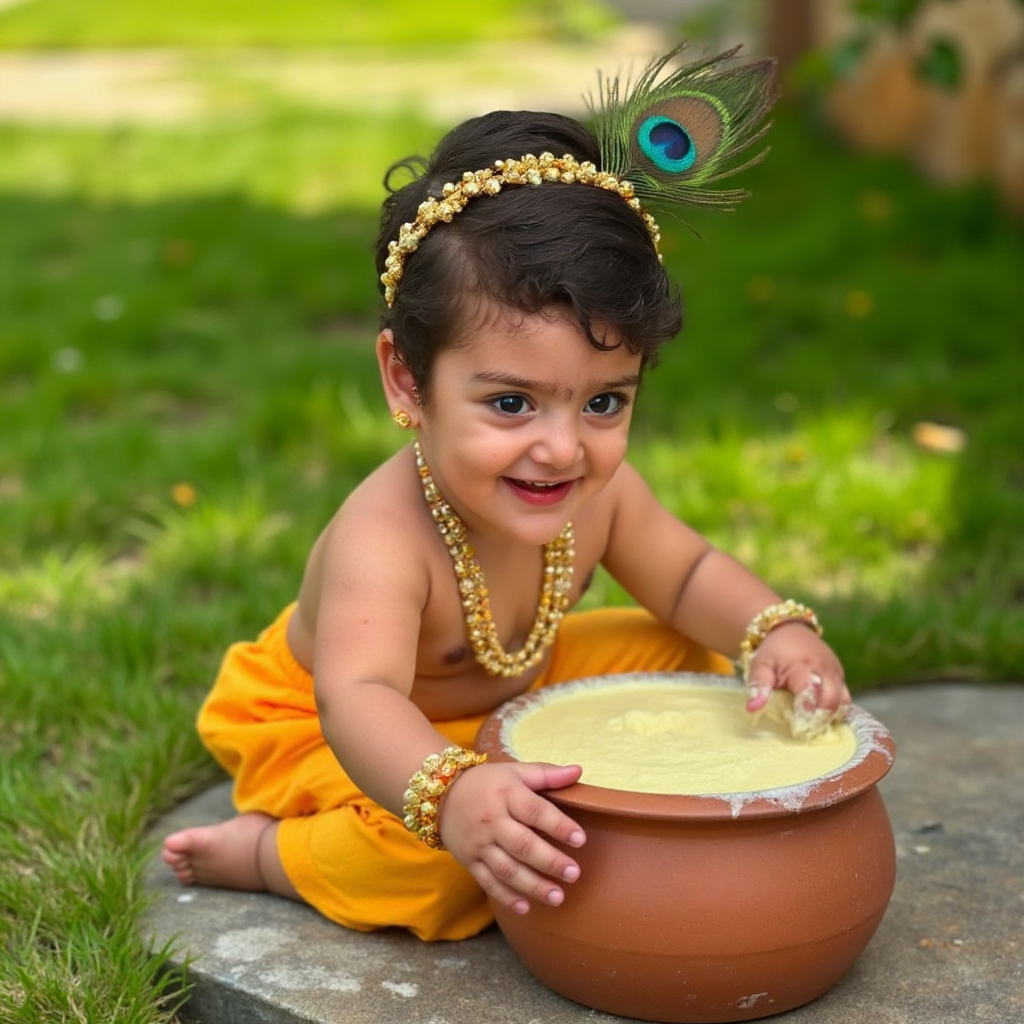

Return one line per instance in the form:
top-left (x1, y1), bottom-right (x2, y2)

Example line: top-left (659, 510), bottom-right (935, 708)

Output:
top-left (415, 299), bottom-right (642, 548)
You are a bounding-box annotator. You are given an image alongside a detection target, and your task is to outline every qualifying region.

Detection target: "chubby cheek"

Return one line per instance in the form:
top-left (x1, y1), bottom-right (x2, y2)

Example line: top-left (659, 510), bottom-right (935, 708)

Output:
top-left (454, 446), bottom-right (514, 497)
top-left (586, 429), bottom-right (631, 484)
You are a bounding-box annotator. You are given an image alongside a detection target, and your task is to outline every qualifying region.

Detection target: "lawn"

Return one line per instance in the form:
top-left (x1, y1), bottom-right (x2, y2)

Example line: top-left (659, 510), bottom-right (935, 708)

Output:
top-left (0, 0), bottom-right (616, 48)
top-left (1, 14), bottom-right (1023, 1023)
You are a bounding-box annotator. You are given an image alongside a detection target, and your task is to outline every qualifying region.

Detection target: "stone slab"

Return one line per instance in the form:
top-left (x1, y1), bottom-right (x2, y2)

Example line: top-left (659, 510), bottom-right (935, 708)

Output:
top-left (143, 684), bottom-right (1024, 1024)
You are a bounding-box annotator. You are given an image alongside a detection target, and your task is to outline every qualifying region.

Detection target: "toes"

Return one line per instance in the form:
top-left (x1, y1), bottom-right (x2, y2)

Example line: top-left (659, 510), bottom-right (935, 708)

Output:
top-left (161, 829), bottom-right (203, 883)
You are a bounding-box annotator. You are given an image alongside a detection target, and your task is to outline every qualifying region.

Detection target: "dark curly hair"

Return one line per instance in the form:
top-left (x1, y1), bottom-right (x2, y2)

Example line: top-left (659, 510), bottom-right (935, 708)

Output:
top-left (375, 110), bottom-right (682, 404)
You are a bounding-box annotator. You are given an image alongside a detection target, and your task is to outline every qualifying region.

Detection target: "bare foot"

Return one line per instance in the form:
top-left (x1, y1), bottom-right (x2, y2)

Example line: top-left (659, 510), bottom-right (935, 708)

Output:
top-left (162, 812), bottom-right (277, 891)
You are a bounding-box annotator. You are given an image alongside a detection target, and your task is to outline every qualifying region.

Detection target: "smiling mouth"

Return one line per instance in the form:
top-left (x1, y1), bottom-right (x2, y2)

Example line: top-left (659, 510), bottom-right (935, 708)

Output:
top-left (504, 477), bottom-right (576, 504)
top-left (515, 480), bottom-right (565, 490)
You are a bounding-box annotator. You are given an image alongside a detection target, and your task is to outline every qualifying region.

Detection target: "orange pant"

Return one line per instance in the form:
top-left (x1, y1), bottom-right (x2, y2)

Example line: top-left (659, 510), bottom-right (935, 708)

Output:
top-left (198, 604), bottom-right (732, 941)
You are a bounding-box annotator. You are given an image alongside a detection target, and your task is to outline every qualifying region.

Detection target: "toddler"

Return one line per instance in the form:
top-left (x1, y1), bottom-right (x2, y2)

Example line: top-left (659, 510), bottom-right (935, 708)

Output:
top-left (163, 44), bottom-right (849, 942)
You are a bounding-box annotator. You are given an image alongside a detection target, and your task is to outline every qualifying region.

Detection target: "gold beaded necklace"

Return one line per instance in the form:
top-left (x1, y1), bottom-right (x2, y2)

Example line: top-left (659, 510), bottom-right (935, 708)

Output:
top-left (413, 440), bottom-right (575, 678)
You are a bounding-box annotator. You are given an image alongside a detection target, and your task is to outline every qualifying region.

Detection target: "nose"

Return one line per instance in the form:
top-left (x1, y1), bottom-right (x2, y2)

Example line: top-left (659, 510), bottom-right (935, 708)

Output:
top-left (530, 414), bottom-right (583, 470)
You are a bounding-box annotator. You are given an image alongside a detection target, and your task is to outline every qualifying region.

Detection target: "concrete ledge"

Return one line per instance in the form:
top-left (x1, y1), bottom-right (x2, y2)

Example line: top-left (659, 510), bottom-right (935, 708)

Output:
top-left (144, 685), bottom-right (1024, 1023)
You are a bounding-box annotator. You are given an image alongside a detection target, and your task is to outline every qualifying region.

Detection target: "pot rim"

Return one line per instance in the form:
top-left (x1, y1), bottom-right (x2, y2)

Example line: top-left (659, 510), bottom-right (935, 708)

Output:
top-left (474, 671), bottom-right (896, 820)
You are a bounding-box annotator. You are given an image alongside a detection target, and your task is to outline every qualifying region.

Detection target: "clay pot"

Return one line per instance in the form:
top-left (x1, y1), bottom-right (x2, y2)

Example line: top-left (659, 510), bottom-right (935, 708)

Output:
top-left (475, 673), bottom-right (897, 1024)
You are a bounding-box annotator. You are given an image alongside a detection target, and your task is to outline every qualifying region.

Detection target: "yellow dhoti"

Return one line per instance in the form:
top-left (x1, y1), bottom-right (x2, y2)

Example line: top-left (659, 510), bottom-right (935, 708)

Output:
top-left (197, 604), bottom-right (732, 941)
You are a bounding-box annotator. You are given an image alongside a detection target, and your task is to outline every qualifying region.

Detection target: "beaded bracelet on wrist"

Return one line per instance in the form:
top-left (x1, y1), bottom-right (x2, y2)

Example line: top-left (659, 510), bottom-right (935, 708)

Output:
top-left (738, 599), bottom-right (822, 684)
top-left (402, 746), bottom-right (488, 850)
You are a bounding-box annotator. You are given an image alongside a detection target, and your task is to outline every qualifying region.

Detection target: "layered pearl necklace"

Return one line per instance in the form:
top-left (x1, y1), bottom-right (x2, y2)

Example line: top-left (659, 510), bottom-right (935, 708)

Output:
top-left (413, 440), bottom-right (575, 678)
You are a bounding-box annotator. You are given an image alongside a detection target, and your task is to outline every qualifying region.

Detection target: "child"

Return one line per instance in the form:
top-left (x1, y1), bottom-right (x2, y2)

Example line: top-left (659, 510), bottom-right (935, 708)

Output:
top-left (163, 44), bottom-right (850, 942)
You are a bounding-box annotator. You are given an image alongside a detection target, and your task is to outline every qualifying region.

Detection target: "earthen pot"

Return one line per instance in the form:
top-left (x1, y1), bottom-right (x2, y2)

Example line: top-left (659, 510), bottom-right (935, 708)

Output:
top-left (475, 672), bottom-right (897, 1024)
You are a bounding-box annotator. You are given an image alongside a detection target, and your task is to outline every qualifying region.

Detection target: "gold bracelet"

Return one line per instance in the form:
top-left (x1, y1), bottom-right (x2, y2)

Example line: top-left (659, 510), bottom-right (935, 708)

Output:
top-left (402, 746), bottom-right (487, 850)
top-left (739, 600), bottom-right (823, 684)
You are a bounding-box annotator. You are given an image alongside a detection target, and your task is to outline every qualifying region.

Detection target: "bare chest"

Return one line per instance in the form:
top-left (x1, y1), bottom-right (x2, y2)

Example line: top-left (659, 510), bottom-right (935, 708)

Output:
top-left (411, 548), bottom-right (594, 718)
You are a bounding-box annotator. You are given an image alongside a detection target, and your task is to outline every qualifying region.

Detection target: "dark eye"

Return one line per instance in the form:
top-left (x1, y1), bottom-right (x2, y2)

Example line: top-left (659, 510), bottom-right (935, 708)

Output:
top-left (493, 394), bottom-right (530, 415)
top-left (586, 392), bottom-right (626, 416)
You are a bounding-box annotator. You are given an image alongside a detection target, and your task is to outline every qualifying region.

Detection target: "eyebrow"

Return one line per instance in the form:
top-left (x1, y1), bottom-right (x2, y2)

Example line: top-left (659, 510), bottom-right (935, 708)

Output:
top-left (470, 370), bottom-right (642, 397)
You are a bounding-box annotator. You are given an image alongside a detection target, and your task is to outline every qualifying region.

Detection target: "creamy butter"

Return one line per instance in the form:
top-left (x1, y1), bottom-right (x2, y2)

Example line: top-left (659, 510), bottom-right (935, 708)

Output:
top-left (508, 682), bottom-right (856, 795)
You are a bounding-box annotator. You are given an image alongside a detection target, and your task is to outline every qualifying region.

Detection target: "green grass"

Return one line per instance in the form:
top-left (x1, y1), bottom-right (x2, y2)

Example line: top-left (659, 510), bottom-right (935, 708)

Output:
top-left (1, 60), bottom-right (1023, 1023)
top-left (0, 0), bottom-right (616, 48)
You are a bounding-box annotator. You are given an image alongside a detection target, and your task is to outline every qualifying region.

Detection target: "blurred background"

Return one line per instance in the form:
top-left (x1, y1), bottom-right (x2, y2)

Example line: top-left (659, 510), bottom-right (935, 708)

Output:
top-left (1, 0), bottom-right (1022, 685)
top-left (2, 0), bottom-right (1023, 669)
top-left (0, 4), bottom-right (1022, 1019)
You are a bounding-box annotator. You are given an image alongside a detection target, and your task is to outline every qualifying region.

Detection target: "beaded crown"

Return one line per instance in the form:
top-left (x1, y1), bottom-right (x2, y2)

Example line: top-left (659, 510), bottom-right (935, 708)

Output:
top-left (379, 42), bottom-right (777, 307)
top-left (380, 152), bottom-right (660, 307)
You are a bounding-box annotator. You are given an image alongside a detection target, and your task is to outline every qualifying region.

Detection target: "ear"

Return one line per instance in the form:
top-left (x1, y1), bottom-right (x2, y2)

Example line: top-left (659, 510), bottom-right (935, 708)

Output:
top-left (376, 330), bottom-right (421, 427)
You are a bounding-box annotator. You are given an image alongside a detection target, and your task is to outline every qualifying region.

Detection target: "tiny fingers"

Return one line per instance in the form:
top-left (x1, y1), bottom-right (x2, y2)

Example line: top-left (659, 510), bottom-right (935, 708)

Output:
top-left (502, 808), bottom-right (583, 888)
top-left (745, 659), bottom-right (777, 712)
top-left (468, 833), bottom-right (575, 914)
top-left (748, 659), bottom-right (849, 721)
top-left (785, 666), bottom-right (852, 739)
top-left (479, 794), bottom-right (584, 911)
top-left (796, 671), bottom-right (823, 705)
top-left (795, 667), bottom-right (850, 713)
top-left (508, 779), bottom-right (586, 849)
top-left (468, 857), bottom-right (532, 915)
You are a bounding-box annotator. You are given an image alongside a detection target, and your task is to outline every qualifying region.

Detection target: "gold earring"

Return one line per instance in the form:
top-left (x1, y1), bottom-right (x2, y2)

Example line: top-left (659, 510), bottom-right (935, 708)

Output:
top-left (392, 409), bottom-right (413, 429)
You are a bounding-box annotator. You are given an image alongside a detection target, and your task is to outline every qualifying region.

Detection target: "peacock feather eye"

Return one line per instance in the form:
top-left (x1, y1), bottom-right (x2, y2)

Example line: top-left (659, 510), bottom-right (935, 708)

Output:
top-left (592, 43), bottom-right (778, 208)
top-left (637, 115), bottom-right (696, 173)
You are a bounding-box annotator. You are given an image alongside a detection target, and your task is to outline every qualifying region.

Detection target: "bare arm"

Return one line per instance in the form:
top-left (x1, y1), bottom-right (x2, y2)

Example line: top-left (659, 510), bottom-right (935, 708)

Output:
top-left (601, 462), bottom-right (849, 712)
top-left (308, 497), bottom-right (439, 801)
top-left (309, 501), bottom-right (586, 913)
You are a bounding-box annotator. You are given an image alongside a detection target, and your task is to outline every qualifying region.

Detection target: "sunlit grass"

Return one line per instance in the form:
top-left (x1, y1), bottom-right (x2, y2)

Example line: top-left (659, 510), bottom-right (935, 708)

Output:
top-left (631, 407), bottom-right (958, 601)
top-left (0, 109), bottom-right (441, 209)
top-left (0, 0), bottom-right (617, 49)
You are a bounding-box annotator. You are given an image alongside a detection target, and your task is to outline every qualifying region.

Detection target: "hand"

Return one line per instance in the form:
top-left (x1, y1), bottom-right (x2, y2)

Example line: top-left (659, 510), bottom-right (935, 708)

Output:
top-left (438, 760), bottom-right (586, 915)
top-left (745, 621), bottom-right (850, 716)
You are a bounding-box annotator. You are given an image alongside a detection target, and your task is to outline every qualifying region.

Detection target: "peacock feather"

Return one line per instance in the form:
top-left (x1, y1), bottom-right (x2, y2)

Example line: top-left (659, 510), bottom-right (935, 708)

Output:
top-left (590, 42), bottom-right (779, 210)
